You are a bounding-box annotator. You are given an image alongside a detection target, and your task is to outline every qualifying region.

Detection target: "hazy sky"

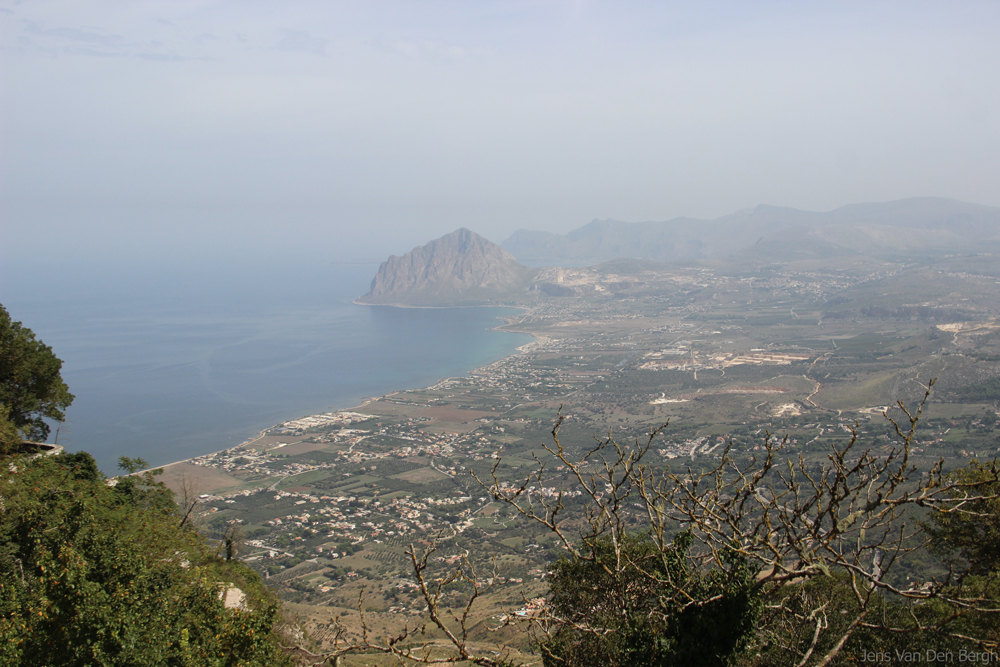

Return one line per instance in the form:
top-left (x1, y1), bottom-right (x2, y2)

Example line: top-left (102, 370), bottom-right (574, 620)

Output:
top-left (2, 1), bottom-right (999, 270)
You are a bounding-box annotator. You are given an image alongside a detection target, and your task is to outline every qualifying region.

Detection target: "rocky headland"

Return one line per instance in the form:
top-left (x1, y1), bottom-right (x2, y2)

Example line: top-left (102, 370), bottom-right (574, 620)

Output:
top-left (356, 227), bottom-right (538, 306)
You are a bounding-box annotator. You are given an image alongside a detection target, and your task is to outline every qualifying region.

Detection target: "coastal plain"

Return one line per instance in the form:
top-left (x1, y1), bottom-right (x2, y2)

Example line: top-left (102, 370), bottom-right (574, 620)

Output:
top-left (157, 248), bottom-right (1000, 654)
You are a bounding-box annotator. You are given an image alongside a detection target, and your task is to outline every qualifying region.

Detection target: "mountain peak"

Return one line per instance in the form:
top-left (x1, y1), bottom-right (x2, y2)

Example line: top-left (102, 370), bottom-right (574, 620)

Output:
top-left (358, 229), bottom-right (534, 306)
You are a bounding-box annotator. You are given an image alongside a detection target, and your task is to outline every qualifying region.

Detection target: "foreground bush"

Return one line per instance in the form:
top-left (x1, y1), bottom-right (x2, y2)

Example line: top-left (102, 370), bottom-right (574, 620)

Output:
top-left (0, 452), bottom-right (292, 667)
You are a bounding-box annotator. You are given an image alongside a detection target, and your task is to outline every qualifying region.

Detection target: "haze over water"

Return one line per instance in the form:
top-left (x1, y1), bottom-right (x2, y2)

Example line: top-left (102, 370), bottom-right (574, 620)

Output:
top-left (1, 262), bottom-right (529, 473)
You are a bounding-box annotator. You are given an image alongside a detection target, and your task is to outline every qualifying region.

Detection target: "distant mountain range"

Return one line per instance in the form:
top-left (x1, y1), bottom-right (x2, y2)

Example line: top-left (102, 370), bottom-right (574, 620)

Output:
top-left (358, 198), bottom-right (1000, 306)
top-left (501, 197), bottom-right (1000, 266)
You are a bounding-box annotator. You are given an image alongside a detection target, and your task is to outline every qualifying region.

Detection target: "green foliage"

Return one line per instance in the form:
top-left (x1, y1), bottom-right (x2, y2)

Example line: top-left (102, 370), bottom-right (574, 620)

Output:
top-left (0, 304), bottom-right (74, 442)
top-left (0, 452), bottom-right (293, 667)
top-left (117, 455), bottom-right (150, 474)
top-left (0, 405), bottom-right (20, 456)
top-left (541, 532), bottom-right (761, 667)
top-left (926, 459), bottom-right (1000, 575)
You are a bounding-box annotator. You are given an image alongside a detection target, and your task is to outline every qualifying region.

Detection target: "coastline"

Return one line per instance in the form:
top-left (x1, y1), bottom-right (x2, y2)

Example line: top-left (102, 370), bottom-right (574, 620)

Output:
top-left (351, 298), bottom-right (531, 309)
top-left (154, 426), bottom-right (273, 474)
top-left (153, 306), bottom-right (539, 475)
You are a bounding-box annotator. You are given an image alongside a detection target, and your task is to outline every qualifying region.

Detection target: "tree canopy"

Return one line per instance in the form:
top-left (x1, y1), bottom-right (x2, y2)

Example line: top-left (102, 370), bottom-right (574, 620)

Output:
top-left (0, 304), bottom-right (73, 446)
top-left (0, 451), bottom-right (292, 666)
top-left (541, 532), bottom-right (760, 667)
top-left (927, 458), bottom-right (1000, 575)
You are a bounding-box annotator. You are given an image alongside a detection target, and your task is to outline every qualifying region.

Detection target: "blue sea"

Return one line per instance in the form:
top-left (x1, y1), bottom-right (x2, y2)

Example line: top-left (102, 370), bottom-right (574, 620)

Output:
top-left (0, 261), bottom-right (530, 473)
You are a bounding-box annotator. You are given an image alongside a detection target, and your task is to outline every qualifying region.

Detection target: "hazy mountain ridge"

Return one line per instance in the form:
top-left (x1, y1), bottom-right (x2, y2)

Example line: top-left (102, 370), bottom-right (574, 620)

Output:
top-left (359, 198), bottom-right (1000, 307)
top-left (502, 197), bottom-right (1000, 266)
top-left (357, 228), bottom-right (537, 306)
